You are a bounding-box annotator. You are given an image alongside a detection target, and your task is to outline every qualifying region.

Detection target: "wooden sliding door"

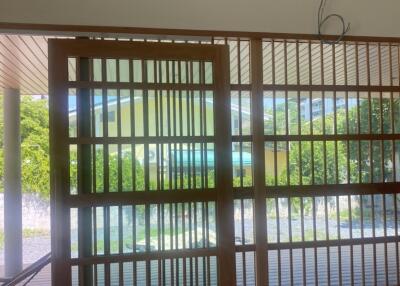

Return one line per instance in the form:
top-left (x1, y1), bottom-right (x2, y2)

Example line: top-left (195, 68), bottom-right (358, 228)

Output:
top-left (49, 39), bottom-right (235, 285)
top-left (49, 36), bottom-right (400, 286)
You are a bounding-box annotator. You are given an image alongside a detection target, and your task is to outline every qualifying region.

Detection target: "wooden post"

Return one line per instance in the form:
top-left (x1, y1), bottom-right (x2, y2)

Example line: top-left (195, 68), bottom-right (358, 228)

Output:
top-left (3, 88), bottom-right (23, 277)
top-left (251, 39), bottom-right (268, 286)
top-left (77, 57), bottom-right (93, 285)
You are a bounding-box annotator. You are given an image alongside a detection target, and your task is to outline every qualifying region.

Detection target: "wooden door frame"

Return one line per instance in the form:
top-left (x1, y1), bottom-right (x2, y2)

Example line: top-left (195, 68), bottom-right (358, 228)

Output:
top-left (49, 39), bottom-right (235, 285)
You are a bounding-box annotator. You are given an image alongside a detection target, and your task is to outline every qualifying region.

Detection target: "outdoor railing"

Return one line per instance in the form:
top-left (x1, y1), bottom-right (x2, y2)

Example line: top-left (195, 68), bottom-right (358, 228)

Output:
top-left (0, 252), bottom-right (51, 286)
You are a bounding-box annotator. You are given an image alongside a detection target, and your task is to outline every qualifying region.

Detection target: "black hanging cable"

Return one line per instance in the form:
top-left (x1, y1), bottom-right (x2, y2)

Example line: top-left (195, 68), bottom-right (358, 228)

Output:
top-left (318, 0), bottom-right (350, 44)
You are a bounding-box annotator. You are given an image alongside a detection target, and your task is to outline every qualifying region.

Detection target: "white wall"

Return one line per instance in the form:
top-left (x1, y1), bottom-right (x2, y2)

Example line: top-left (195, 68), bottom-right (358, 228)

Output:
top-left (0, 0), bottom-right (399, 38)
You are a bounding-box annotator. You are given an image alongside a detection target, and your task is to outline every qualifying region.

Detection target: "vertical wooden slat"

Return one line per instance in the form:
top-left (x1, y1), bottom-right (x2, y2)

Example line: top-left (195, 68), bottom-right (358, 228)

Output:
top-left (300, 197), bottom-right (306, 286)
top-left (116, 58), bottom-right (124, 283)
top-left (214, 44), bottom-right (236, 285)
top-left (159, 203), bottom-right (164, 284)
top-left (132, 205), bottom-right (137, 285)
top-left (288, 197), bottom-right (294, 286)
top-left (276, 198), bottom-right (281, 286)
top-left (372, 194), bottom-right (377, 286)
top-left (378, 43), bottom-right (390, 286)
top-left (324, 195), bottom-right (330, 286)
top-left (205, 202), bottom-right (211, 285)
top-left (170, 203), bottom-right (174, 284)
top-left (49, 39), bottom-right (72, 286)
top-left (241, 200), bottom-right (246, 286)
top-left (77, 55), bottom-right (93, 286)
top-left (118, 206), bottom-right (123, 285)
top-left (190, 62), bottom-right (196, 190)
top-left (383, 194), bottom-right (389, 286)
top-left (194, 202), bottom-right (198, 284)
top-left (185, 61), bottom-right (192, 190)
top-left (251, 39), bottom-right (268, 286)
top-left (312, 196), bottom-right (318, 286)
top-left (336, 195), bottom-right (342, 286)
top-left (182, 203), bottom-right (187, 286)
top-left (348, 195), bottom-right (354, 285)
top-left (360, 194), bottom-right (365, 285)
top-left (145, 204), bottom-right (151, 286)
top-left (140, 56), bottom-right (148, 283)
top-left (395, 193), bottom-right (400, 285)
top-left (142, 58), bottom-right (151, 286)
top-left (296, 41), bottom-right (303, 189)
top-left (188, 202), bottom-right (193, 284)
top-left (104, 206), bottom-right (110, 285)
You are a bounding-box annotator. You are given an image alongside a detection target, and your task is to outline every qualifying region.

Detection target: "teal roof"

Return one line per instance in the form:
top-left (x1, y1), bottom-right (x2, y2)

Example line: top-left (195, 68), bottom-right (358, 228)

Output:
top-left (171, 150), bottom-right (252, 167)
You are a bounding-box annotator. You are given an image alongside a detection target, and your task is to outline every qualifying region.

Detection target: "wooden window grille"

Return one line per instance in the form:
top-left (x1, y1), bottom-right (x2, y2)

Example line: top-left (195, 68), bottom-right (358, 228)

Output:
top-left (51, 37), bottom-right (400, 285)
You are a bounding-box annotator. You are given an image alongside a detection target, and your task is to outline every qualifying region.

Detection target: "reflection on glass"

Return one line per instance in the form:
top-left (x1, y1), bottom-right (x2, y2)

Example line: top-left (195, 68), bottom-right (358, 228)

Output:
top-left (93, 89), bottom-right (103, 137)
top-left (312, 91), bottom-right (323, 135)
top-left (133, 59), bottom-right (142, 83)
top-left (324, 92), bottom-right (334, 135)
top-left (275, 91), bottom-right (286, 135)
top-left (372, 140), bottom-right (382, 183)
top-left (289, 141), bottom-right (300, 185)
top-left (120, 89), bottom-right (131, 137)
top-left (264, 91), bottom-right (274, 135)
top-left (109, 144), bottom-right (118, 192)
top-left (277, 141), bottom-right (287, 186)
top-left (234, 199), bottom-right (254, 245)
top-left (290, 197), bottom-right (302, 242)
top-left (265, 142), bottom-right (276, 186)
top-left (70, 208), bottom-right (78, 258)
top-left (68, 88), bottom-right (77, 137)
top-left (300, 91), bottom-right (311, 135)
top-left (95, 144), bottom-right (104, 193)
top-left (68, 57), bottom-right (76, 81)
top-left (106, 59), bottom-right (117, 82)
top-left (315, 197), bottom-right (326, 241)
top-left (266, 198), bottom-right (277, 243)
top-left (93, 59), bottom-right (102, 82)
top-left (69, 145), bottom-right (77, 195)
top-left (109, 206), bottom-right (119, 254)
top-left (107, 89), bottom-right (118, 137)
top-left (313, 141), bottom-right (325, 185)
top-left (204, 62), bottom-right (213, 84)
top-left (349, 141), bottom-right (360, 184)
top-left (119, 59), bottom-right (129, 82)
top-left (301, 141), bottom-right (311, 185)
top-left (359, 92), bottom-right (370, 134)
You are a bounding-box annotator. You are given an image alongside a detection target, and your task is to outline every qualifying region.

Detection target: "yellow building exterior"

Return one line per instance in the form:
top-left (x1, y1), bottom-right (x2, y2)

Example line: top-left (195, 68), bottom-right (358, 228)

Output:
top-left (69, 91), bottom-right (286, 183)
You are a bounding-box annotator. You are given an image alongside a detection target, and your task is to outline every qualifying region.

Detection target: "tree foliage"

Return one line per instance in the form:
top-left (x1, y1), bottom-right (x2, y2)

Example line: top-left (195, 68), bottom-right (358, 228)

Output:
top-left (265, 97), bottom-right (397, 186)
top-left (0, 95), bottom-right (49, 198)
top-left (0, 94), bottom-right (398, 203)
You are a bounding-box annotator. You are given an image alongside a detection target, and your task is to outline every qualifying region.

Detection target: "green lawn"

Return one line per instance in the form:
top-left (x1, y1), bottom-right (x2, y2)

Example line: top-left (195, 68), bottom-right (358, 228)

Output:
top-left (0, 228), bottom-right (50, 250)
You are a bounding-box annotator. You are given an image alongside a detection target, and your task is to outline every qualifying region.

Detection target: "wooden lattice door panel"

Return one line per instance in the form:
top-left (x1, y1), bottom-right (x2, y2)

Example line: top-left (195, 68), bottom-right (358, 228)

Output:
top-left (261, 40), bottom-right (400, 286)
top-left (49, 39), bottom-right (234, 285)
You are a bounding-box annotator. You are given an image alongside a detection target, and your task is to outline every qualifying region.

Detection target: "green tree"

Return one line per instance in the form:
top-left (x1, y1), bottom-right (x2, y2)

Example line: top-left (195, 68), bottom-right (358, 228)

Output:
top-left (0, 95), bottom-right (50, 198)
top-left (265, 96), bottom-right (397, 186)
top-left (20, 96), bottom-right (49, 197)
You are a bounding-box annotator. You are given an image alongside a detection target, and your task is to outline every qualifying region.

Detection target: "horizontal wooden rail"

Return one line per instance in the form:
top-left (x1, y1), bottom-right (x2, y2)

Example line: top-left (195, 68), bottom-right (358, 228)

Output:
top-left (265, 183), bottom-right (400, 197)
top-left (263, 84), bottom-right (400, 92)
top-left (264, 134), bottom-right (400, 141)
top-left (66, 189), bottom-right (217, 207)
top-left (70, 248), bottom-right (218, 266)
top-left (68, 81), bottom-right (215, 91)
top-left (268, 236), bottom-right (400, 250)
top-left (68, 136), bottom-right (214, 144)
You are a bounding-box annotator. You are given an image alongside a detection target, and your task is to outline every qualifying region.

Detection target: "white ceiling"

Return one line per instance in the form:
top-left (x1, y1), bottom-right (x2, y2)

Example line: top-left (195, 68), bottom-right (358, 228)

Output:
top-left (0, 0), bottom-right (399, 38)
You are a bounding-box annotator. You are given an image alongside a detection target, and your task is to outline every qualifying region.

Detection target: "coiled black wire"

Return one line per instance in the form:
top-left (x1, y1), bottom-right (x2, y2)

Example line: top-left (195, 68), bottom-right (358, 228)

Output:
top-left (318, 0), bottom-right (350, 44)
